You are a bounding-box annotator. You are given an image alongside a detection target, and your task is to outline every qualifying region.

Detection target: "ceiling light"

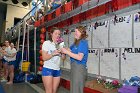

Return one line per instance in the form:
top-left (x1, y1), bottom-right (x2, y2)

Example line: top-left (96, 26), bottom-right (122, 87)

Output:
top-left (11, 0), bottom-right (19, 4)
top-left (2, 0), bottom-right (8, 1)
top-left (22, 2), bottom-right (28, 7)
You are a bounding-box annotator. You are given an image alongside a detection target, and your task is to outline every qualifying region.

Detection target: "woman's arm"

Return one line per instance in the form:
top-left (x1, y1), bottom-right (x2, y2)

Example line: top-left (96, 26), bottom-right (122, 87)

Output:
top-left (66, 51), bottom-right (84, 61)
top-left (61, 48), bottom-right (84, 61)
top-left (42, 50), bottom-right (60, 61)
top-left (42, 51), bottom-right (53, 61)
top-left (2, 50), bottom-right (8, 56)
top-left (7, 53), bottom-right (16, 57)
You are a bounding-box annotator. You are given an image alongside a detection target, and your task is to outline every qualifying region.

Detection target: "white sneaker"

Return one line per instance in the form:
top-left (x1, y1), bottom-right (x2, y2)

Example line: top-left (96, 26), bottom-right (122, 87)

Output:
top-left (0, 77), bottom-right (7, 82)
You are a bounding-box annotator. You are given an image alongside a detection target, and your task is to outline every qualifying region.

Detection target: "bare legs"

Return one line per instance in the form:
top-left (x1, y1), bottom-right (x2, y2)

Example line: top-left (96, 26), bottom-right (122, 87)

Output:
top-left (42, 76), bottom-right (60, 93)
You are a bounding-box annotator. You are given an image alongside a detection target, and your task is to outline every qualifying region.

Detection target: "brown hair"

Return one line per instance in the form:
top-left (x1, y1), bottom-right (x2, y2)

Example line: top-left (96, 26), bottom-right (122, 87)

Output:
top-left (5, 40), bottom-right (11, 44)
top-left (0, 43), bottom-right (2, 47)
top-left (48, 27), bottom-right (60, 42)
top-left (74, 26), bottom-right (88, 45)
top-left (2, 43), bottom-right (6, 47)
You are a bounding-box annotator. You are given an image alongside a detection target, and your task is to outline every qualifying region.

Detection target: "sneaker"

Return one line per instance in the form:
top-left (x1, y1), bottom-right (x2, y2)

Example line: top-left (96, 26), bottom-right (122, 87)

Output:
top-left (0, 77), bottom-right (7, 82)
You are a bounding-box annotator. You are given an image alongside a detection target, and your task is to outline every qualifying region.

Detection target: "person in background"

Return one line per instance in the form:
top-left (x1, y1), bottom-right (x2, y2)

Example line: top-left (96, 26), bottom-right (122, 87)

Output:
top-left (0, 43), bottom-right (3, 69)
top-left (60, 26), bottom-right (89, 93)
top-left (1, 43), bottom-right (6, 59)
top-left (42, 27), bottom-right (65, 93)
top-left (6, 43), bottom-right (17, 84)
top-left (2, 40), bottom-right (11, 82)
top-left (0, 43), bottom-right (7, 82)
top-left (48, 0), bottom-right (61, 11)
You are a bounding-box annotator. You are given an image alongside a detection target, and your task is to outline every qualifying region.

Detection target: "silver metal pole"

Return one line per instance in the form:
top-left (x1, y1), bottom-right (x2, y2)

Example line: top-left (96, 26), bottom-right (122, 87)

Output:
top-left (44, 0), bottom-right (47, 6)
top-left (17, 25), bottom-right (21, 51)
top-left (21, 20), bottom-right (26, 71)
top-left (44, 0), bottom-right (47, 14)
top-left (34, 27), bottom-right (37, 74)
top-left (27, 25), bottom-right (30, 62)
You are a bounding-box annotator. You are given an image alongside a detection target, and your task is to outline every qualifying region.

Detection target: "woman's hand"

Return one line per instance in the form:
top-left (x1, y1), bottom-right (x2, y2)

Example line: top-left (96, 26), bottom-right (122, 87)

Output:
top-left (60, 48), bottom-right (69, 54)
top-left (42, 49), bottom-right (61, 61)
top-left (61, 47), bottom-right (84, 61)
top-left (52, 50), bottom-right (61, 56)
top-left (2, 51), bottom-right (7, 56)
top-left (65, 48), bottom-right (71, 51)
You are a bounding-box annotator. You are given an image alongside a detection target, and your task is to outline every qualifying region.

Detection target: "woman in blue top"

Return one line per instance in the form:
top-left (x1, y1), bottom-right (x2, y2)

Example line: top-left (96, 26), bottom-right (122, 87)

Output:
top-left (61, 26), bottom-right (88, 93)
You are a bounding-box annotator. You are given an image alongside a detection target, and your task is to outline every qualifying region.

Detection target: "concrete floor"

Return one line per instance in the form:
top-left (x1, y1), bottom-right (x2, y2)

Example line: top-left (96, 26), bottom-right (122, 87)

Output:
top-left (0, 68), bottom-right (70, 93)
top-left (1, 82), bottom-right (38, 93)
top-left (0, 82), bottom-right (69, 93)
top-left (0, 68), bottom-right (94, 93)
top-left (35, 83), bottom-right (70, 93)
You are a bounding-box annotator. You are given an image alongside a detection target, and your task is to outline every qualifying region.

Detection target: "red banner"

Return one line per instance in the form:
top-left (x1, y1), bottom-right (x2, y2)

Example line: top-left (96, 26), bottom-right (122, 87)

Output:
top-left (67, 17), bottom-right (73, 26)
top-left (61, 5), bottom-right (65, 14)
top-left (117, 0), bottom-right (132, 10)
top-left (98, 4), bottom-right (106, 16)
top-left (52, 11), bottom-right (56, 19)
top-left (73, 0), bottom-right (79, 9)
top-left (56, 7), bottom-right (61, 17)
top-left (44, 15), bottom-right (48, 22)
top-left (59, 21), bottom-right (64, 28)
top-left (91, 7), bottom-right (98, 19)
top-left (64, 1), bottom-right (73, 13)
top-left (105, 1), bottom-right (112, 14)
top-left (34, 21), bottom-right (40, 27)
top-left (62, 20), bottom-right (68, 27)
top-left (72, 14), bottom-right (80, 24)
top-left (79, 12), bottom-right (86, 22)
top-left (47, 13), bottom-right (52, 21)
top-left (36, 0), bottom-right (137, 27)
top-left (53, 23), bottom-right (58, 27)
top-left (132, 0), bottom-right (140, 4)
top-left (111, 0), bottom-right (118, 11)
top-left (78, 0), bottom-right (89, 6)
top-left (86, 9), bottom-right (93, 20)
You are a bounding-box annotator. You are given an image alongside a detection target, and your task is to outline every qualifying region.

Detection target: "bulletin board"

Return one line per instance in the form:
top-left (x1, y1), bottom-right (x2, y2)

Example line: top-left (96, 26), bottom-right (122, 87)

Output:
top-left (86, 24), bottom-right (92, 48)
top-left (100, 48), bottom-right (120, 79)
top-left (110, 15), bottom-right (132, 47)
top-left (87, 49), bottom-right (99, 75)
top-left (121, 48), bottom-right (140, 80)
top-left (134, 13), bottom-right (140, 47)
top-left (92, 20), bottom-right (109, 48)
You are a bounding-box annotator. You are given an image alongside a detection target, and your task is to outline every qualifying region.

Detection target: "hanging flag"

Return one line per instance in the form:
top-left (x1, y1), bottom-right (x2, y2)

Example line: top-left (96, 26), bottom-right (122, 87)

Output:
top-left (86, 9), bottom-right (92, 20)
top-left (56, 7), bottom-right (61, 17)
top-left (72, 14), bottom-right (80, 24)
top-left (78, 0), bottom-right (89, 6)
top-left (64, 1), bottom-right (73, 13)
top-left (47, 13), bottom-right (52, 21)
top-left (79, 12), bottom-right (86, 22)
top-left (132, 0), bottom-right (140, 4)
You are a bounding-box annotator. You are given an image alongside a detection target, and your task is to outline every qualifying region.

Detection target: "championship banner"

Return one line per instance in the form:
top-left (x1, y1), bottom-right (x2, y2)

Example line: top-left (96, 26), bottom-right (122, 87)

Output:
top-left (110, 15), bottom-right (132, 47)
top-left (134, 13), bottom-right (140, 47)
top-left (100, 48), bottom-right (119, 79)
top-left (121, 48), bottom-right (140, 80)
top-left (92, 20), bottom-right (109, 48)
top-left (87, 49), bottom-right (99, 75)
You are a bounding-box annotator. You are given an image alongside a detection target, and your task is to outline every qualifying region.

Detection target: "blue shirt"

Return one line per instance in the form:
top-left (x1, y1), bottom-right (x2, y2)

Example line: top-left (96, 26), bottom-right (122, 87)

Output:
top-left (70, 39), bottom-right (88, 67)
